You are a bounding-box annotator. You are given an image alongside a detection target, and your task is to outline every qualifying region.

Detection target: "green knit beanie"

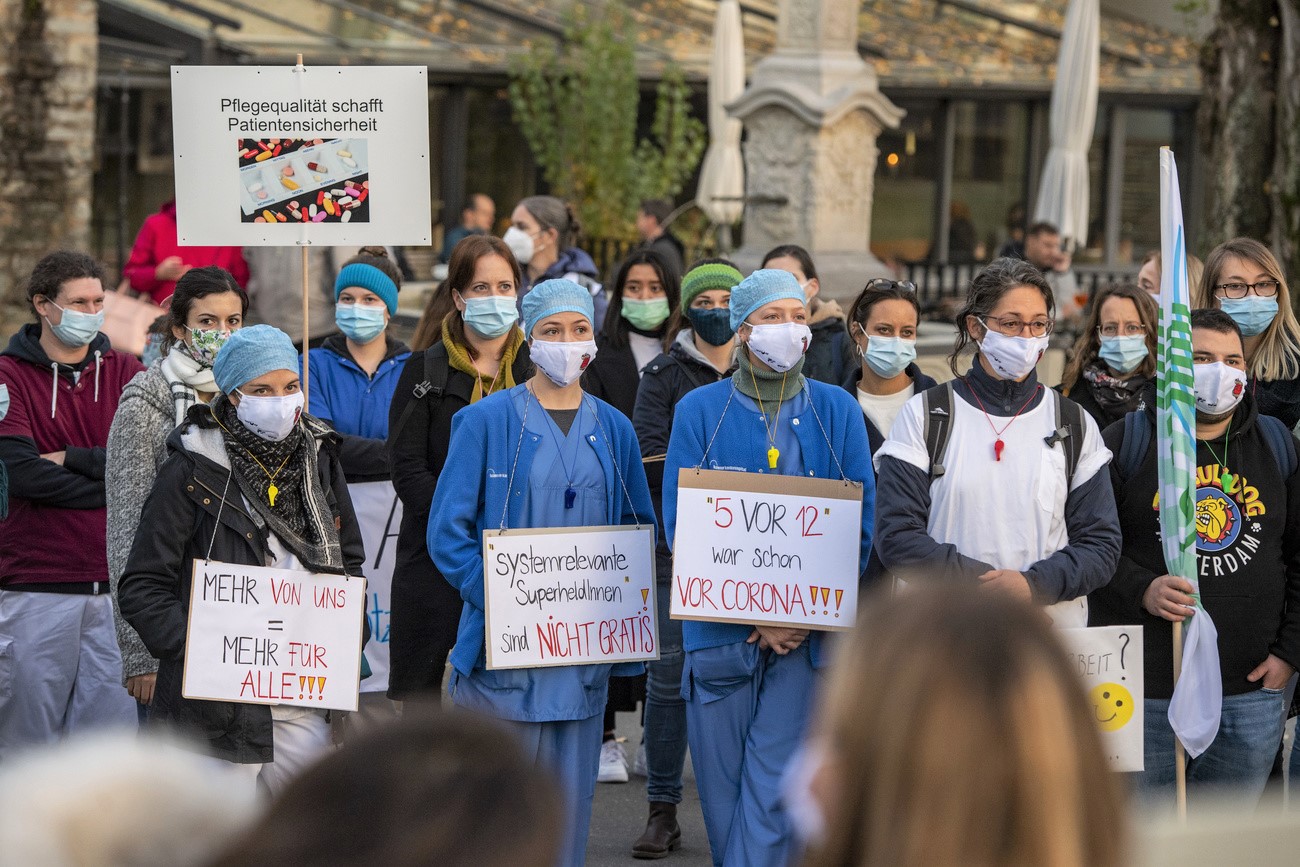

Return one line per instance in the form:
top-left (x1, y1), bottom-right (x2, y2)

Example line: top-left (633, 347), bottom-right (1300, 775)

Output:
top-left (680, 262), bottom-right (743, 311)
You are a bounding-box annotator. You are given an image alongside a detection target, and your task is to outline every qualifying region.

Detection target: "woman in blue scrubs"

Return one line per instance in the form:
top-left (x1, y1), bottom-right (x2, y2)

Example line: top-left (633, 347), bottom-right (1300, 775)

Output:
top-left (428, 278), bottom-right (655, 866)
top-left (662, 269), bottom-right (875, 867)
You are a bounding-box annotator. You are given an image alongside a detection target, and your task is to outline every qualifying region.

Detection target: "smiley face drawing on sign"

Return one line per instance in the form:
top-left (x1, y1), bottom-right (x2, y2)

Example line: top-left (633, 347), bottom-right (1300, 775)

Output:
top-left (1089, 682), bottom-right (1135, 732)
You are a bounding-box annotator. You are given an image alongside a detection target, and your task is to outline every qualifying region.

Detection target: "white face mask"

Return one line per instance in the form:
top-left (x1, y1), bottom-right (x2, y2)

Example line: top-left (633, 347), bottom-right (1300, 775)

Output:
top-left (1193, 361), bottom-right (1248, 417)
top-left (503, 226), bottom-right (536, 266)
top-left (978, 328), bottom-right (1048, 380)
top-left (745, 322), bottom-right (812, 373)
top-left (234, 391), bottom-right (304, 442)
top-left (530, 339), bottom-right (597, 388)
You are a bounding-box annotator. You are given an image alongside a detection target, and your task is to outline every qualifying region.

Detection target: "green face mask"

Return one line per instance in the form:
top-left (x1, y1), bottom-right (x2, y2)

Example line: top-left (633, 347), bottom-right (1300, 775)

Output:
top-left (621, 297), bottom-right (671, 331)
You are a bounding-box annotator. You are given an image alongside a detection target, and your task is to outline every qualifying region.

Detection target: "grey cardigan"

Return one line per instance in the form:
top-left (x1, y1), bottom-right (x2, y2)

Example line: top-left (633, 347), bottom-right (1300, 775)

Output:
top-left (105, 360), bottom-right (199, 681)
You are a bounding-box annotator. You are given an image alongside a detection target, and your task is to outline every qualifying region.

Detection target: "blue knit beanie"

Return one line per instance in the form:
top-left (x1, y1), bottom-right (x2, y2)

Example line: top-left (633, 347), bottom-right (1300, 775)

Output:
top-left (335, 263), bottom-right (399, 314)
top-left (729, 268), bottom-right (806, 332)
top-left (522, 278), bottom-right (595, 337)
top-left (212, 324), bottom-right (301, 395)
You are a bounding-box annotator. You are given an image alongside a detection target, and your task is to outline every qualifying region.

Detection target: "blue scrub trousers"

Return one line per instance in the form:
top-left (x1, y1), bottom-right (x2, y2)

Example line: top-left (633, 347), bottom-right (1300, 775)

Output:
top-left (500, 713), bottom-right (604, 867)
top-left (684, 641), bottom-right (817, 867)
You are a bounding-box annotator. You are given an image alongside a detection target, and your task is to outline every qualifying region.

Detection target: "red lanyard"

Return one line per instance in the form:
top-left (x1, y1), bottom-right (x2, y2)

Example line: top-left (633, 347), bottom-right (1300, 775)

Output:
top-left (964, 379), bottom-right (1042, 462)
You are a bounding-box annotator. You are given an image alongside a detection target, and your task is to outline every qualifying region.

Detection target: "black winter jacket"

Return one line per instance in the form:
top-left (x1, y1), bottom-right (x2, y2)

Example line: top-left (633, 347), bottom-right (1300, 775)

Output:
top-left (1058, 372), bottom-right (1153, 431)
top-left (119, 406), bottom-right (366, 764)
top-left (1256, 375), bottom-right (1300, 430)
top-left (632, 338), bottom-right (731, 580)
top-left (583, 331), bottom-right (664, 419)
top-left (840, 362), bottom-right (938, 454)
top-left (1090, 393), bottom-right (1300, 698)
top-left (803, 303), bottom-right (855, 386)
top-left (384, 340), bottom-right (532, 699)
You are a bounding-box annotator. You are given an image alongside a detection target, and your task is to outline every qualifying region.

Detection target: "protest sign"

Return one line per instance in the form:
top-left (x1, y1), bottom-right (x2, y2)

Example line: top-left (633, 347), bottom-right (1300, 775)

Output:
top-left (671, 469), bottom-right (864, 630)
top-left (482, 525), bottom-right (657, 670)
top-left (1060, 625), bottom-right (1145, 771)
top-left (349, 481), bottom-right (401, 694)
top-left (183, 559), bottom-right (365, 711)
top-left (169, 65), bottom-right (431, 246)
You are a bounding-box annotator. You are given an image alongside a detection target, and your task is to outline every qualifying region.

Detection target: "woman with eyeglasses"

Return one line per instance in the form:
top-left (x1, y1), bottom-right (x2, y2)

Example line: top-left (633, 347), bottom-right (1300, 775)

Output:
top-left (873, 258), bottom-right (1122, 627)
top-left (842, 278), bottom-right (937, 451)
top-left (1195, 238), bottom-right (1300, 429)
top-left (1057, 284), bottom-right (1159, 429)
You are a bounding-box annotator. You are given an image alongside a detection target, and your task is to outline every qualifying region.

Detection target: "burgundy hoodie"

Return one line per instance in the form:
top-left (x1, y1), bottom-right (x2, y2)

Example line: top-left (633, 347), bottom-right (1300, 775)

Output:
top-left (0, 324), bottom-right (144, 586)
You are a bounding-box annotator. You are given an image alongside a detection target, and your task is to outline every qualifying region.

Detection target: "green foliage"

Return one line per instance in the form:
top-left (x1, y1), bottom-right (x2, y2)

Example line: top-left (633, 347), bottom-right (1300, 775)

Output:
top-left (508, 2), bottom-right (706, 242)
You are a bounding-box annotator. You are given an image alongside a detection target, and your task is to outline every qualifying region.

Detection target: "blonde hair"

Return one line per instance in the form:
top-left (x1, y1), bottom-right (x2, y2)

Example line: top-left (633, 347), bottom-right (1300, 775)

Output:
top-left (1143, 249), bottom-right (1204, 296)
top-left (803, 586), bottom-right (1127, 867)
top-left (1196, 238), bottom-right (1300, 381)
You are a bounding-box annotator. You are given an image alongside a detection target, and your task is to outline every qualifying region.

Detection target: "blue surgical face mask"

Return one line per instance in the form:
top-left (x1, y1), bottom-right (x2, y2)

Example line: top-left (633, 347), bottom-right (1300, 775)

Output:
top-left (860, 333), bottom-right (917, 379)
top-left (1220, 295), bottom-right (1278, 337)
top-left (686, 307), bottom-right (735, 347)
top-left (335, 303), bottom-right (387, 344)
top-left (1097, 334), bottom-right (1149, 375)
top-left (44, 300), bottom-right (104, 348)
top-left (460, 294), bottom-right (518, 339)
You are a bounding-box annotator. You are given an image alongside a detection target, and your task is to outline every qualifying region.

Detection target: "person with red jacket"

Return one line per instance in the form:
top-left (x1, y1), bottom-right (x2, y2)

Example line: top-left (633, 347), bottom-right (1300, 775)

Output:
top-left (123, 200), bottom-right (249, 305)
top-left (0, 251), bottom-right (145, 758)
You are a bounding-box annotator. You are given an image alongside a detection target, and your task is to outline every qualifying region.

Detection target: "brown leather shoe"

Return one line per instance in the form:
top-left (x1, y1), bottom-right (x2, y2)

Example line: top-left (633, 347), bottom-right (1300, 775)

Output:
top-left (631, 801), bottom-right (682, 859)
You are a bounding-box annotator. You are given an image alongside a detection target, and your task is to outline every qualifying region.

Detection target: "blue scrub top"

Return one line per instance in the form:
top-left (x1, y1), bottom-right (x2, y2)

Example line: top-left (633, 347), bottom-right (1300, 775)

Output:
top-left (731, 389), bottom-right (807, 476)
top-left (450, 389), bottom-right (622, 722)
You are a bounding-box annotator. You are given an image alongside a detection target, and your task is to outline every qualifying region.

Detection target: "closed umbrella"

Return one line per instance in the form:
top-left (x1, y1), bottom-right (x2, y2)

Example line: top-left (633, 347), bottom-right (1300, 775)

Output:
top-left (1033, 0), bottom-right (1099, 250)
top-left (695, 0), bottom-right (745, 237)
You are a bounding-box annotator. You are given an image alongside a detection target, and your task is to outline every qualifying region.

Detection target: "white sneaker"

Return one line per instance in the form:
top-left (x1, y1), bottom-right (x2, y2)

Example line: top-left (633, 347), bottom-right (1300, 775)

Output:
top-left (598, 738), bottom-right (629, 783)
top-left (632, 741), bottom-right (647, 777)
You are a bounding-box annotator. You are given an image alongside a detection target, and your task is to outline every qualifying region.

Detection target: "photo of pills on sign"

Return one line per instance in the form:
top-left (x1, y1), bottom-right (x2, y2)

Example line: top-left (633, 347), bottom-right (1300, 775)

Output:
top-left (238, 138), bottom-right (370, 225)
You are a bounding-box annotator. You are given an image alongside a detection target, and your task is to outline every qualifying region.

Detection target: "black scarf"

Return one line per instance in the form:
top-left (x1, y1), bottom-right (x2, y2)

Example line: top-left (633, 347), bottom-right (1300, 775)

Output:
top-left (213, 397), bottom-right (345, 574)
top-left (1083, 361), bottom-right (1148, 418)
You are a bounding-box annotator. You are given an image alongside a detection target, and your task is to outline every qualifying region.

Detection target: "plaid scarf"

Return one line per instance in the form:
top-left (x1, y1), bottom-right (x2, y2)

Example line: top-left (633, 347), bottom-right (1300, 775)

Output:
top-left (213, 397), bottom-right (345, 574)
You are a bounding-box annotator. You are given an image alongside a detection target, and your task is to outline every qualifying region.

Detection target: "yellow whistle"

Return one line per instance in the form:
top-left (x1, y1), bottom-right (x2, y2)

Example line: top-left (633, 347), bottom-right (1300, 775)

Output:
top-left (767, 447), bottom-right (779, 470)
top-left (268, 484), bottom-right (279, 507)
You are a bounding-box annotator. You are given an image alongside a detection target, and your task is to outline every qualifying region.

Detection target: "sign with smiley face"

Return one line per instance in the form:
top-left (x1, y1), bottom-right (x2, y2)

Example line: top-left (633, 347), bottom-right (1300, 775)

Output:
top-left (1060, 626), bottom-right (1144, 771)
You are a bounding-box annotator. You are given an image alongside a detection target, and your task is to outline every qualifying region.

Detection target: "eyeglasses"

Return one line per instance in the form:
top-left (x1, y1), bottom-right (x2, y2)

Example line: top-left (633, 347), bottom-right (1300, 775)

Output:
top-left (864, 278), bottom-right (917, 293)
top-left (1213, 280), bottom-right (1280, 299)
top-left (981, 316), bottom-right (1054, 338)
top-left (1098, 323), bottom-right (1146, 338)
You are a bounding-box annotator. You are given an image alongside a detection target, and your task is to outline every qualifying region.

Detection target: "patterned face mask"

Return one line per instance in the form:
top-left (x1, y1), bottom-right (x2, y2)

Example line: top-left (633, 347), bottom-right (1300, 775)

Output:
top-left (186, 328), bottom-right (233, 367)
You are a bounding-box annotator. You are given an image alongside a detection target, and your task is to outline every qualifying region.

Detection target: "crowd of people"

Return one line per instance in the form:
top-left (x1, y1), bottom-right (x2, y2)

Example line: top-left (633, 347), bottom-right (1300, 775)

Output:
top-left (1, 194), bottom-right (1300, 867)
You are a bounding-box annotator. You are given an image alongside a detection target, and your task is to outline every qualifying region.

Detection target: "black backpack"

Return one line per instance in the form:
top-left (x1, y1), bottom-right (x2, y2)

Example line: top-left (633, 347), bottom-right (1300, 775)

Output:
top-left (390, 343), bottom-right (452, 441)
top-left (920, 381), bottom-right (1087, 487)
top-left (1115, 408), bottom-right (1298, 480)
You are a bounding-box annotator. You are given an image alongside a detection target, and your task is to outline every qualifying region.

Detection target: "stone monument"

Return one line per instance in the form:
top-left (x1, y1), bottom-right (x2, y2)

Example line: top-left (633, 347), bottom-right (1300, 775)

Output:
top-left (728, 0), bottom-right (904, 297)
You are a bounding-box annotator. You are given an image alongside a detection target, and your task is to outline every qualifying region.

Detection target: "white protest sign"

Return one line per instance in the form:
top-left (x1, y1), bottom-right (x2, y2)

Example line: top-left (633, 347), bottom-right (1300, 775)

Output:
top-left (349, 481), bottom-right (401, 694)
top-left (482, 525), bottom-right (657, 670)
top-left (1060, 626), bottom-right (1144, 771)
top-left (671, 469), bottom-right (864, 630)
top-left (170, 65), bottom-right (431, 246)
top-left (183, 559), bottom-right (365, 711)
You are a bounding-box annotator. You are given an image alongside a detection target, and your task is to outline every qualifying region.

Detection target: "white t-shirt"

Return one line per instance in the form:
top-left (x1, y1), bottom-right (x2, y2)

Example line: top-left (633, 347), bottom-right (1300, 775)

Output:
top-left (856, 384), bottom-right (915, 439)
top-left (875, 390), bottom-right (1111, 627)
top-left (629, 332), bottom-right (662, 378)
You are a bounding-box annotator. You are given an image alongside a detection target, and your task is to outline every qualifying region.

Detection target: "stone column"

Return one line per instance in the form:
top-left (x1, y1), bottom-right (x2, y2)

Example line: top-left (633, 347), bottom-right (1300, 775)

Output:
top-left (0, 0), bottom-right (98, 303)
top-left (729, 0), bottom-right (904, 297)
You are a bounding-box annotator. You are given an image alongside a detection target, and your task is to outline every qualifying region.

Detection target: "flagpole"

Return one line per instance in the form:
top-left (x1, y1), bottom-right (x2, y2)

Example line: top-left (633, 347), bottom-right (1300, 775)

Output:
top-left (295, 52), bottom-right (311, 405)
top-left (1173, 618), bottom-right (1187, 819)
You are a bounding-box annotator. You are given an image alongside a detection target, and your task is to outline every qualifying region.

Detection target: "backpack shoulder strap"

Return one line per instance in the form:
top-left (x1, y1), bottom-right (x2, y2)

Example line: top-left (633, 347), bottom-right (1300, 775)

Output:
top-left (922, 382), bottom-right (956, 479)
top-left (1256, 413), bottom-right (1299, 478)
top-left (1047, 390), bottom-right (1087, 489)
top-left (1117, 410), bottom-right (1151, 481)
top-left (390, 344), bottom-right (451, 444)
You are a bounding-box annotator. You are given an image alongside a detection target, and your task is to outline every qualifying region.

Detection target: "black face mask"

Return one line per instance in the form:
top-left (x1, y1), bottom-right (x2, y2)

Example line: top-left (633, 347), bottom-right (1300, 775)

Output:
top-left (686, 307), bottom-right (735, 346)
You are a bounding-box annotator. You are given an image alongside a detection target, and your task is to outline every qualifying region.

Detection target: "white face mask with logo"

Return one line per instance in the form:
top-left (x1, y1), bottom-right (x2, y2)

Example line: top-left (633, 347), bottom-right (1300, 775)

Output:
top-left (235, 391), bottom-right (304, 442)
top-left (745, 322), bottom-right (812, 373)
top-left (1193, 361), bottom-right (1248, 416)
top-left (530, 339), bottom-right (597, 388)
top-left (978, 328), bottom-right (1048, 381)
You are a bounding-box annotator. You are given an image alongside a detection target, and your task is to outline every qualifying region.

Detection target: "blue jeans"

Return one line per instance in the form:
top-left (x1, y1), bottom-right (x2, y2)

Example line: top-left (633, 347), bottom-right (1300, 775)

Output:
top-left (1141, 689), bottom-right (1287, 805)
top-left (644, 578), bottom-right (686, 804)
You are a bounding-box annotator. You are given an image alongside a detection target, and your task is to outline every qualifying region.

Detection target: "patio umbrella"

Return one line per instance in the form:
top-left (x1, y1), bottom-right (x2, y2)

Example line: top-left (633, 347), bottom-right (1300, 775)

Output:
top-left (1032, 0), bottom-right (1099, 250)
top-left (695, 0), bottom-right (745, 232)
